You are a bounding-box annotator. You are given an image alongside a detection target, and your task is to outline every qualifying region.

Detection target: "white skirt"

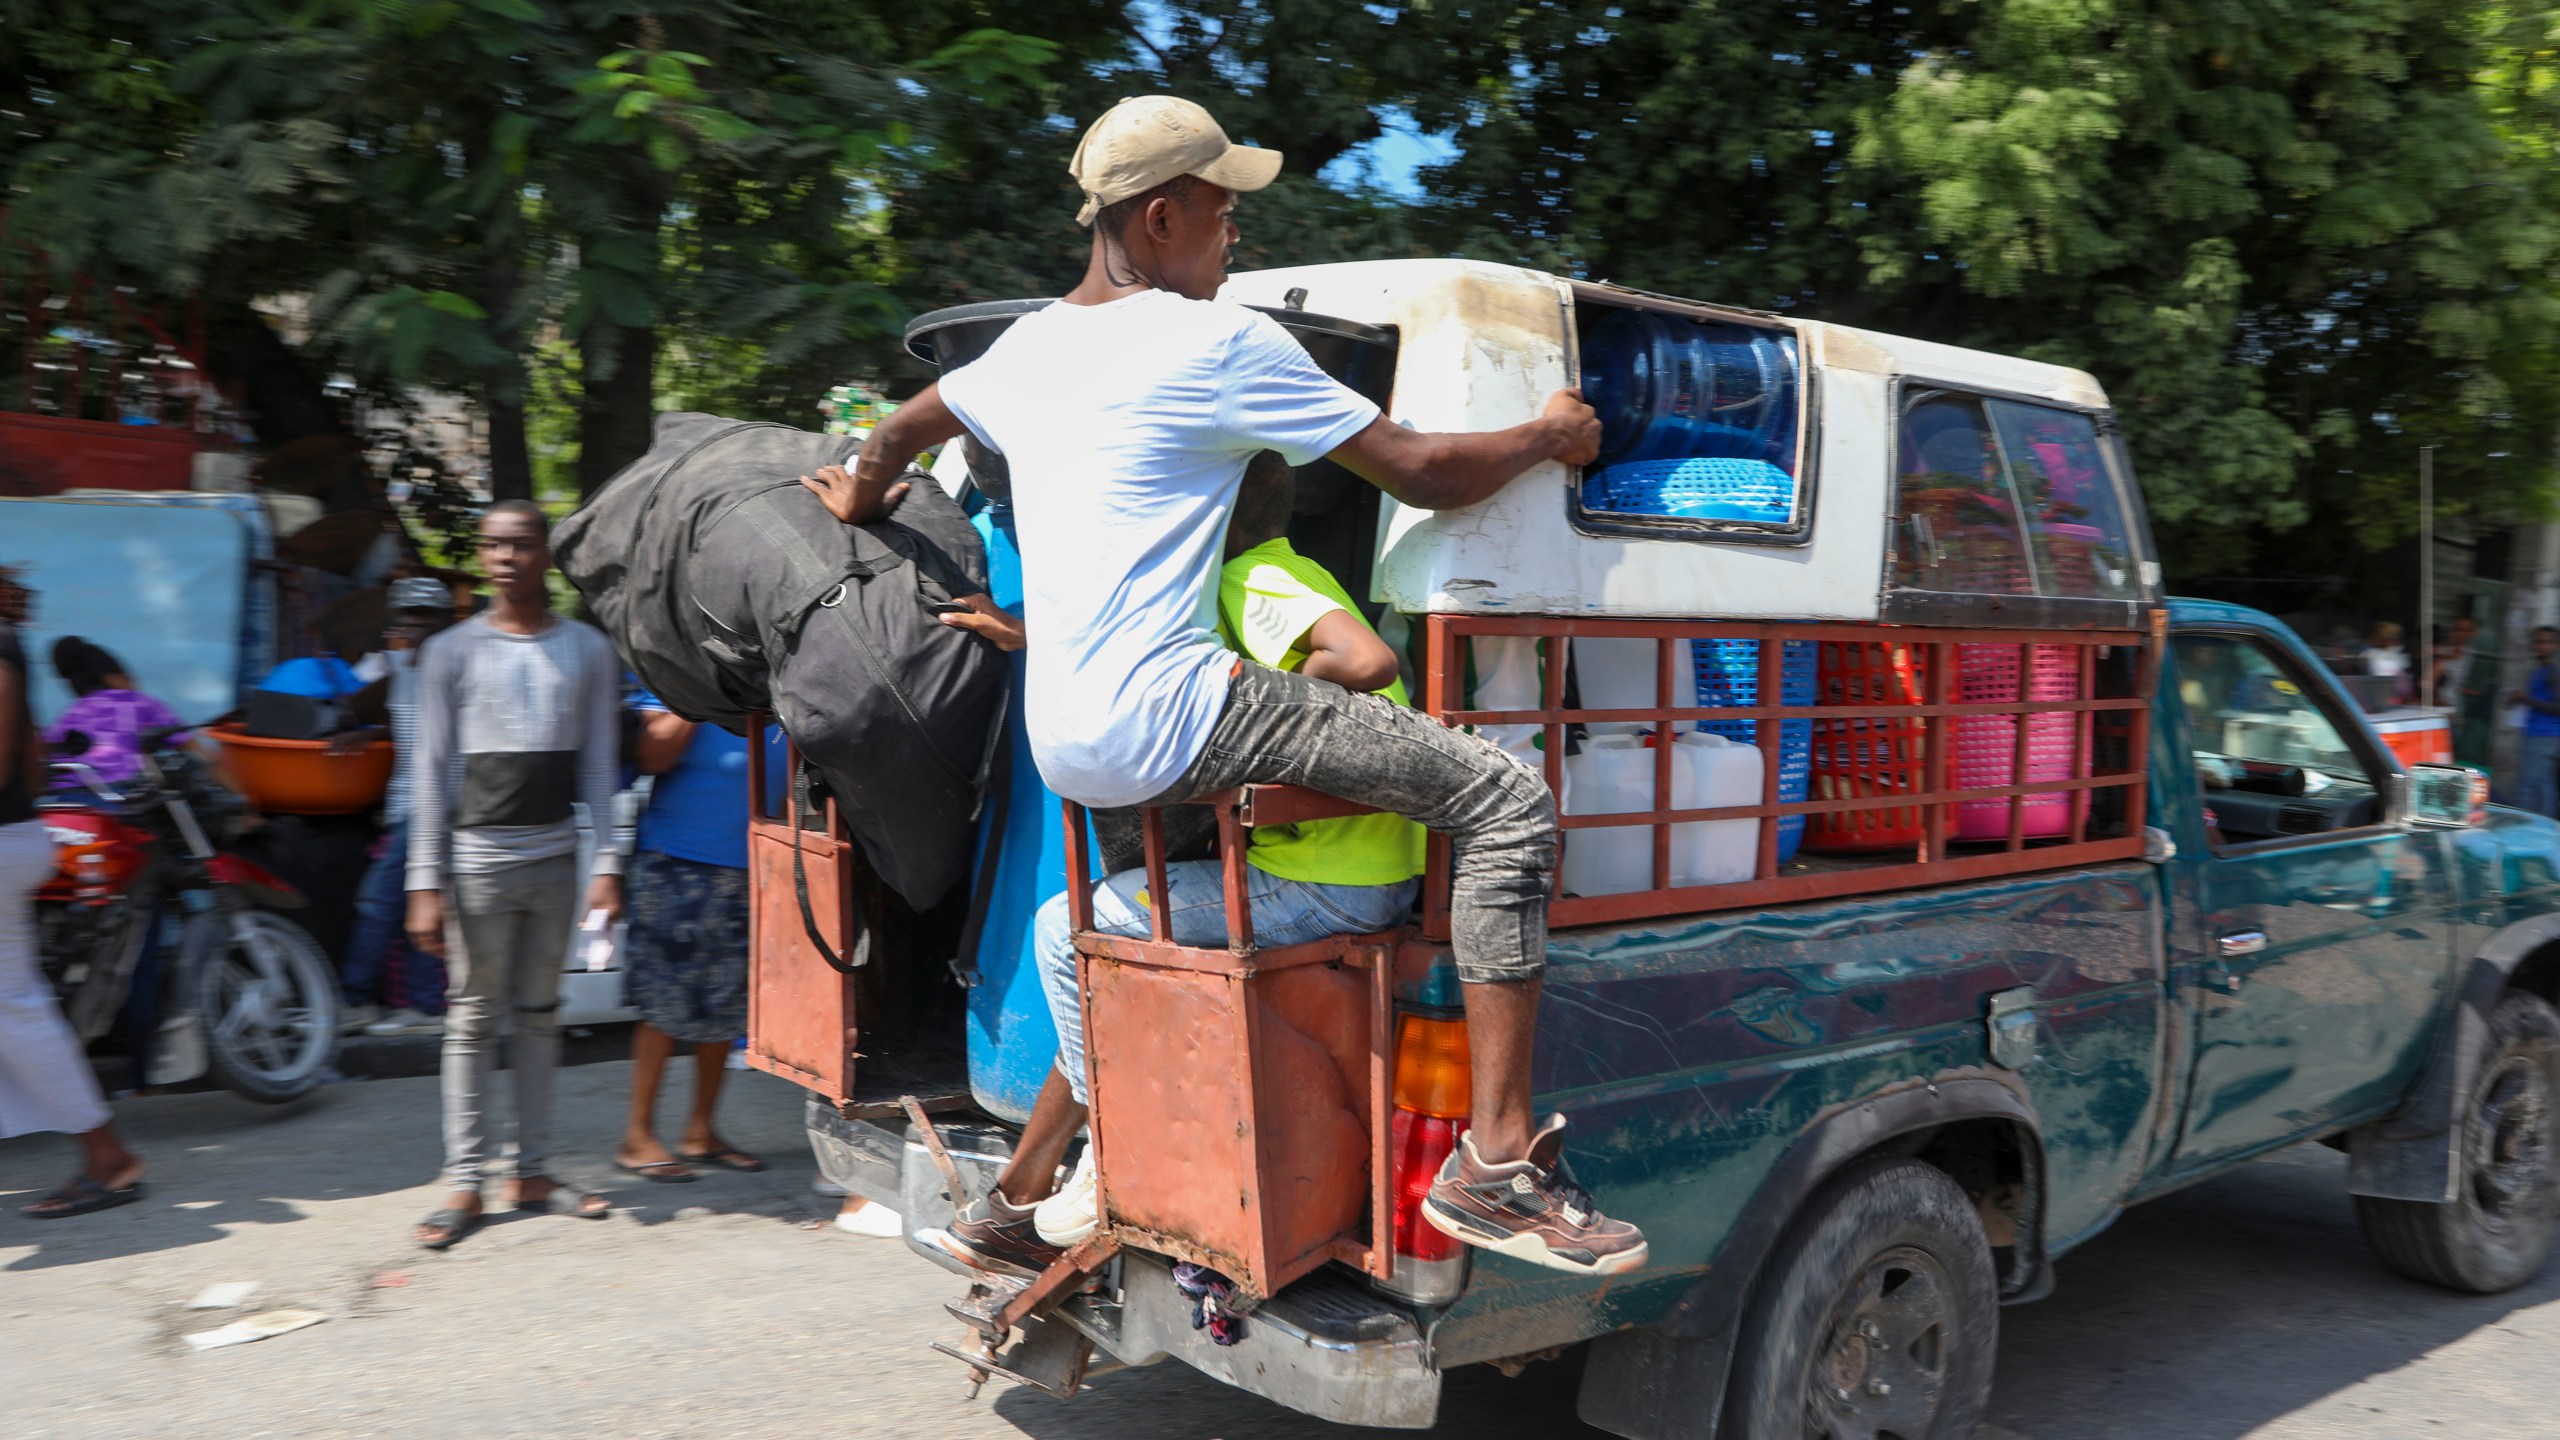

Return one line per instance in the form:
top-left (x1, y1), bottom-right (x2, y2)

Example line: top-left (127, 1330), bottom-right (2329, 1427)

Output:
top-left (0, 819), bottom-right (112, 1139)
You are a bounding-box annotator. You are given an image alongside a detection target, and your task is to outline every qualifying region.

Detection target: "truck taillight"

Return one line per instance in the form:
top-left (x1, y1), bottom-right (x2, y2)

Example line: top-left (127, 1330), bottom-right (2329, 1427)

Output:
top-left (1390, 1110), bottom-right (1461, 1262)
top-left (1377, 1013), bottom-right (1472, 1304)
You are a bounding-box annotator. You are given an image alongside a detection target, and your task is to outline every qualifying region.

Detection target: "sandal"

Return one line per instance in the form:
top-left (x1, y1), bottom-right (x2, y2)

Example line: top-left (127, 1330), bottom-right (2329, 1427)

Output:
top-left (518, 1181), bottom-right (610, 1219)
top-left (615, 1159), bottom-right (696, 1184)
top-left (677, 1148), bottom-right (766, 1174)
top-left (415, 1205), bottom-right (481, 1250)
top-left (24, 1173), bottom-right (144, 1220)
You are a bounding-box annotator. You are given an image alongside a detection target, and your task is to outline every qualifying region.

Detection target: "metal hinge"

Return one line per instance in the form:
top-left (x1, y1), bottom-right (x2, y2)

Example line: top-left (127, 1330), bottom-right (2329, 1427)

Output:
top-left (1986, 987), bottom-right (2038, 1070)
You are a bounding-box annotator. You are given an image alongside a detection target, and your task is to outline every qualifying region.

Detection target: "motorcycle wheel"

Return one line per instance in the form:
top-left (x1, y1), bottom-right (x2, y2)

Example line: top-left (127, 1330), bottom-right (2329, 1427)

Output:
top-left (189, 908), bottom-right (340, 1104)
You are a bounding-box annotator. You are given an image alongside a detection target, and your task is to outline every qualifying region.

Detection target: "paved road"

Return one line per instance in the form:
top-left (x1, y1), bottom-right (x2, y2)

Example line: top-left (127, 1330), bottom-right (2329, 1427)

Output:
top-left (9, 1063), bottom-right (2559, 1439)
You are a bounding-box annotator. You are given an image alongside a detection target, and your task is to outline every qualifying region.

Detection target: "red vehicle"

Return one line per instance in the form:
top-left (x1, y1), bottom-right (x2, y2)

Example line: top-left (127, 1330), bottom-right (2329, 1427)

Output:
top-left (40, 727), bottom-right (339, 1103)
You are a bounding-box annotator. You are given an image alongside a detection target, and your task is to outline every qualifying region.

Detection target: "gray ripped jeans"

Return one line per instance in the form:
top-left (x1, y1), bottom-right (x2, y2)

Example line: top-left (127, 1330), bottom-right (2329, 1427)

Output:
top-left (439, 852), bottom-right (579, 1192)
top-left (1146, 660), bottom-right (1555, 984)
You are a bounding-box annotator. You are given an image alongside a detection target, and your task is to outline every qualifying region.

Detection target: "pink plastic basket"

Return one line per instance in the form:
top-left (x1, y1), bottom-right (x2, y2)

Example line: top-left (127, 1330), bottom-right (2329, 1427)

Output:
top-left (1954, 644), bottom-right (2082, 841)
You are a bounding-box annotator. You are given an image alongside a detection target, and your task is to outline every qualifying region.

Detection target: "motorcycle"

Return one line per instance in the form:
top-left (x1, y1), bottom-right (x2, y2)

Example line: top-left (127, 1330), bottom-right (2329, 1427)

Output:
top-left (39, 726), bottom-right (340, 1102)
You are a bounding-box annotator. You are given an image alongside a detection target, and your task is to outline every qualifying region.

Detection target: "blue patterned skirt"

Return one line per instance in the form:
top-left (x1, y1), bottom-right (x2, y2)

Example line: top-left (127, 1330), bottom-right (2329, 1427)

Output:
top-left (623, 850), bottom-right (750, 1044)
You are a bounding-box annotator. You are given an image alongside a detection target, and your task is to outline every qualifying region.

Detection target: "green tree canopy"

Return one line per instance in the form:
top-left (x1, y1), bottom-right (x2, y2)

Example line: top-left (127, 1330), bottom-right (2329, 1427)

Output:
top-left (1405, 0), bottom-right (2560, 579)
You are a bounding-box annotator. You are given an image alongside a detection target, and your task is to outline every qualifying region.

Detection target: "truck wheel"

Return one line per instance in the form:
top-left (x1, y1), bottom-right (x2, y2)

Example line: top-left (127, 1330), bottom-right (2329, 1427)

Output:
top-left (1723, 1155), bottom-right (1998, 1440)
top-left (2355, 988), bottom-right (2560, 1293)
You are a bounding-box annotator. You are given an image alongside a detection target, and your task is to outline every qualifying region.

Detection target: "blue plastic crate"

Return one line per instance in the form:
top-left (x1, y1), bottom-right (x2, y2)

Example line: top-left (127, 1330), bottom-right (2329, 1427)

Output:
top-left (1583, 457), bottom-right (1797, 525)
top-left (1693, 638), bottom-right (1814, 862)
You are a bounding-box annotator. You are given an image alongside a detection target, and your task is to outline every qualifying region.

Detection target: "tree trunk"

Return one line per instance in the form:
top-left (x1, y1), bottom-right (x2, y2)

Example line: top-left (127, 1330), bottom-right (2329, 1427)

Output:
top-left (476, 208), bottom-right (535, 504)
top-left (576, 319), bottom-right (657, 499)
top-left (485, 394), bottom-right (534, 503)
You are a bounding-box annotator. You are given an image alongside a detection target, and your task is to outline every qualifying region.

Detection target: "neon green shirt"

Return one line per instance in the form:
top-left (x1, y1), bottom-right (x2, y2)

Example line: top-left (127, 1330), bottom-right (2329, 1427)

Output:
top-left (1218, 539), bottom-right (1428, 888)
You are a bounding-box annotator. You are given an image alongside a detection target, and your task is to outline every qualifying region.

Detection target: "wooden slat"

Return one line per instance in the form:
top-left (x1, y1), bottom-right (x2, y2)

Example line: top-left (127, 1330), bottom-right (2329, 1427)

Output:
top-left (1651, 634), bottom-right (1676, 891)
top-left (2007, 642), bottom-right (2032, 851)
top-left (1546, 835), bottom-right (2149, 929)
top-left (1142, 809), bottom-right (1172, 942)
top-left (1548, 771), bottom-right (2139, 827)
top-left (1231, 785), bottom-right (1384, 826)
top-left (1755, 639), bottom-right (1782, 881)
top-left (1219, 806), bottom-right (1255, 952)
top-left (1437, 614), bottom-right (2146, 649)
top-left (1442, 697), bottom-right (2149, 726)
top-left (2071, 645), bottom-right (2096, 843)
top-left (1921, 640), bottom-right (1950, 864)
top-left (1063, 801), bottom-right (1095, 931)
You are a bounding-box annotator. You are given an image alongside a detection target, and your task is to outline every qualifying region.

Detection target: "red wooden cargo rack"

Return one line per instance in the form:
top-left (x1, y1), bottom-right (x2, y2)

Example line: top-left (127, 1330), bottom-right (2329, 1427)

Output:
top-left (1415, 612), bottom-right (2163, 939)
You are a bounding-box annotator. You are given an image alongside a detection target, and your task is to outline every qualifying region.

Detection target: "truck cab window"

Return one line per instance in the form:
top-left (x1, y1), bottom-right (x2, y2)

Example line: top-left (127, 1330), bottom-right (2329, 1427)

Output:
top-left (2175, 633), bottom-right (2387, 845)
top-left (1895, 390), bottom-right (2141, 601)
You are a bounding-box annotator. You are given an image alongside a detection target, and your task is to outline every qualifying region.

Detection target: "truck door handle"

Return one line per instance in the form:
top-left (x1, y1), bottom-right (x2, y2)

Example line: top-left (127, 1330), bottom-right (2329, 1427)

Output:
top-left (2218, 931), bottom-right (2267, 957)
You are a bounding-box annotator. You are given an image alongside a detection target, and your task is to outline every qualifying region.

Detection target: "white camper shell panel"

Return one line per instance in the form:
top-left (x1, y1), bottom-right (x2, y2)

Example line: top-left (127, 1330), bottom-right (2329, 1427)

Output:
top-left (1219, 258), bottom-right (2114, 622)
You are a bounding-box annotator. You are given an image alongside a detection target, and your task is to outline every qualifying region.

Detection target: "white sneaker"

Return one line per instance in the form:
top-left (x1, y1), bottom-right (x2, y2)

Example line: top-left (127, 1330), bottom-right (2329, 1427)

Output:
top-left (1033, 1148), bottom-right (1099, 1248)
top-left (363, 1008), bottom-right (443, 1037)
top-left (337, 1004), bottom-right (383, 1036)
top-left (834, 1198), bottom-right (903, 1238)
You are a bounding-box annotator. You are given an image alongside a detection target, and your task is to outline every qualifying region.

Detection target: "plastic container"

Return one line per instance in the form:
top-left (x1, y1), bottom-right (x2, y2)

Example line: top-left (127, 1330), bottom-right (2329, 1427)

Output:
top-left (1694, 639), bottom-right (1814, 862)
top-left (1579, 310), bottom-right (1799, 468)
top-left (1470, 634), bottom-right (1545, 765)
top-left (1807, 643), bottom-right (1930, 852)
top-left (1673, 732), bottom-right (1763, 885)
top-left (205, 723), bottom-right (392, 815)
top-left (1954, 643), bottom-right (2082, 841)
top-left (1561, 736), bottom-right (1670, 897)
top-left (1574, 637), bottom-right (1694, 737)
top-left (1584, 457), bottom-right (1797, 525)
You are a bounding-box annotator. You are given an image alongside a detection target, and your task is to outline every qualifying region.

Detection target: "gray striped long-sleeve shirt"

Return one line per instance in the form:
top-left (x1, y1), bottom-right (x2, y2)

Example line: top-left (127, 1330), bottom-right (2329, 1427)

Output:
top-left (405, 612), bottom-right (624, 890)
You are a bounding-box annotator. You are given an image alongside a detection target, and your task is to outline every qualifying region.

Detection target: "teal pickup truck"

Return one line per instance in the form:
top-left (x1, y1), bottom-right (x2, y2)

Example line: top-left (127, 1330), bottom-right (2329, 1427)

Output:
top-left (866, 596), bottom-right (2560, 1439)
top-left (794, 265), bottom-right (2560, 1438)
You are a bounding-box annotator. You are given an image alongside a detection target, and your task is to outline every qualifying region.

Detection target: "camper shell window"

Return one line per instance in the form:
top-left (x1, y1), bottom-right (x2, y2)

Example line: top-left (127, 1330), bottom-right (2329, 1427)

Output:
top-left (1892, 387), bottom-right (2143, 606)
top-left (1568, 290), bottom-right (1811, 546)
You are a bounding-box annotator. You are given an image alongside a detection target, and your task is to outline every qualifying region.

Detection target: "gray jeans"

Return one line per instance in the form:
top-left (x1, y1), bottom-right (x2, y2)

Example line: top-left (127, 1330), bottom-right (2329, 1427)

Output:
top-left (1148, 661), bottom-right (1555, 984)
top-left (2523, 734), bottom-right (2560, 818)
top-left (439, 852), bottom-right (579, 1191)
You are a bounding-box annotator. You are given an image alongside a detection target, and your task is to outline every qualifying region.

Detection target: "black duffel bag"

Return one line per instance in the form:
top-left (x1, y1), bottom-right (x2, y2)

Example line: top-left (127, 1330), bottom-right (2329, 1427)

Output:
top-left (555, 413), bottom-right (1007, 913)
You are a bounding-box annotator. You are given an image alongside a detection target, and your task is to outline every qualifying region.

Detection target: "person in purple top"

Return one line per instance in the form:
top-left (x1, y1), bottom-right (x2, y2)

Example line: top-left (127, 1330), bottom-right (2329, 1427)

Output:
top-left (43, 639), bottom-right (193, 788)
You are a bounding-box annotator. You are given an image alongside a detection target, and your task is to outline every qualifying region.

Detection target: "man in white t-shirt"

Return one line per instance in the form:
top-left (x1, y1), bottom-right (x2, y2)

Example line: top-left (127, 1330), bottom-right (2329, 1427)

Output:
top-left (804, 96), bottom-right (1644, 1278)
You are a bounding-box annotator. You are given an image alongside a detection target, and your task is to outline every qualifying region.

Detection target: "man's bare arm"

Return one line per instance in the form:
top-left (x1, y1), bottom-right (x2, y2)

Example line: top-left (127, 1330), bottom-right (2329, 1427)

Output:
top-left (1326, 389), bottom-right (1602, 512)
top-left (800, 382), bottom-right (969, 525)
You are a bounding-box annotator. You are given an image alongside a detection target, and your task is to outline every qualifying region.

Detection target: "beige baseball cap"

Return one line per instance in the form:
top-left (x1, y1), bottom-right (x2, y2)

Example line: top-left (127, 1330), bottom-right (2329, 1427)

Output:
top-left (1068, 95), bottom-right (1283, 226)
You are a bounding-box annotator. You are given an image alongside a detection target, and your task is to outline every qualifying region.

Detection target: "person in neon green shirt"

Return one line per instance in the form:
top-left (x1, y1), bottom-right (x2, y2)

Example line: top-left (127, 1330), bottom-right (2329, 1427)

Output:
top-left (1217, 462), bottom-right (1428, 890)
top-left (927, 453), bottom-right (1426, 1275)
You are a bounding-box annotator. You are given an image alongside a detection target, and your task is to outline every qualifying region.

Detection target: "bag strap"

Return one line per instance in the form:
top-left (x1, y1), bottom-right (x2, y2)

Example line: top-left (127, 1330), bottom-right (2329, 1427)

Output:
top-left (945, 717), bottom-right (1012, 989)
top-left (791, 763), bottom-right (868, 974)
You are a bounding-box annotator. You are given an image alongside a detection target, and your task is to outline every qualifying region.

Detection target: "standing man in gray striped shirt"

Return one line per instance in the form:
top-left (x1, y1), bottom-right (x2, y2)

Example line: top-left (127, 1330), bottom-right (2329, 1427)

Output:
top-left (405, 501), bottom-right (622, 1247)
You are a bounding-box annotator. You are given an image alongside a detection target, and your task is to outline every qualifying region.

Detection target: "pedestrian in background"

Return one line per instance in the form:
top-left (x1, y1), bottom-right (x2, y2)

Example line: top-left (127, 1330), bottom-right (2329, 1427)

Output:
top-left (340, 577), bottom-right (460, 1037)
top-left (2437, 615), bottom-right (2496, 767)
top-left (612, 688), bottom-right (762, 1183)
top-left (2508, 626), bottom-right (2560, 818)
top-left (405, 503), bottom-right (621, 1248)
top-left (2360, 621), bottom-right (2411, 706)
top-left (0, 565), bottom-right (148, 1218)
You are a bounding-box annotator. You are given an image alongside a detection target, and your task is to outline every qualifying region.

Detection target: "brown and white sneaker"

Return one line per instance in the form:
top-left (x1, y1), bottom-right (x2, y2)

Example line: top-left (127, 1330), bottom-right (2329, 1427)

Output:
top-left (1421, 1115), bottom-right (1648, 1276)
top-left (921, 1190), bottom-right (1063, 1280)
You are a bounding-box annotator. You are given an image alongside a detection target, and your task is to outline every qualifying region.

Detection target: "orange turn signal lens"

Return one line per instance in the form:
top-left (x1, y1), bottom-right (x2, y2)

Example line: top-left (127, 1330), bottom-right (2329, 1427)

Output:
top-left (1392, 1012), bottom-right (1472, 1120)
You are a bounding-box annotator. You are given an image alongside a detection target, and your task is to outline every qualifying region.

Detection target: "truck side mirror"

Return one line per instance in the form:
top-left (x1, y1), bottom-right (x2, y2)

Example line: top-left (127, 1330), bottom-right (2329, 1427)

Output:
top-left (2402, 764), bottom-right (2488, 830)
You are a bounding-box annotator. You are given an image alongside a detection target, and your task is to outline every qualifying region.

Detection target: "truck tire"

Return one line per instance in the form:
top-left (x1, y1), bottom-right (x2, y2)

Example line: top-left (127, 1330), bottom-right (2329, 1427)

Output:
top-left (2355, 987), bottom-right (2560, 1293)
top-left (1722, 1154), bottom-right (1998, 1440)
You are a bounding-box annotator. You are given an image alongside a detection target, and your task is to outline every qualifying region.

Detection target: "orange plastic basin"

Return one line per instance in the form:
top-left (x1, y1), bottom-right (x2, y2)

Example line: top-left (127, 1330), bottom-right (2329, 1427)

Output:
top-left (208, 723), bottom-right (393, 814)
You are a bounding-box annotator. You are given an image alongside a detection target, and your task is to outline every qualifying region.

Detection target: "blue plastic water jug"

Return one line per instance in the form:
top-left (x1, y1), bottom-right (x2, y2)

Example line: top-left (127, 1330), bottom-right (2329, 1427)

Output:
top-left (1581, 310), bottom-right (1799, 468)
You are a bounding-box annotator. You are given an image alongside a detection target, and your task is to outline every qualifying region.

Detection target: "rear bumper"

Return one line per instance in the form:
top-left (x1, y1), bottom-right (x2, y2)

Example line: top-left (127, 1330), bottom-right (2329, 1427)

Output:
top-left (809, 1096), bottom-right (1443, 1428)
top-left (1059, 1251), bottom-right (1442, 1430)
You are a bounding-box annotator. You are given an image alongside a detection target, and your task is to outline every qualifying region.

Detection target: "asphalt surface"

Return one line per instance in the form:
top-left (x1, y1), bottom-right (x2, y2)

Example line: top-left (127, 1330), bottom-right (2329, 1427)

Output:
top-left (10, 1060), bottom-right (2560, 1440)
